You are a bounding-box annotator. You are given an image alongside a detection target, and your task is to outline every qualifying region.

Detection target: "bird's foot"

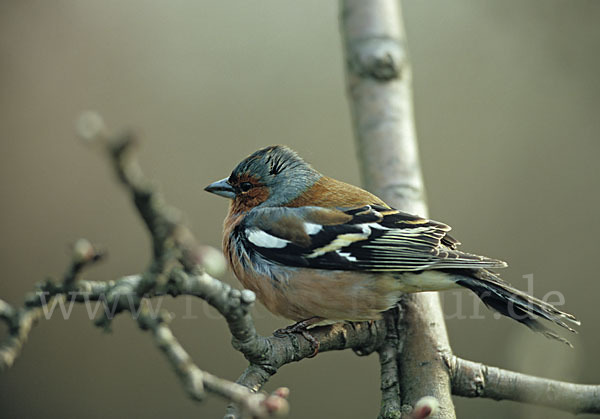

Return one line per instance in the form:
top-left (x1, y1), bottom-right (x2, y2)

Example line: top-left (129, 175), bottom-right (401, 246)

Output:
top-left (274, 316), bottom-right (323, 358)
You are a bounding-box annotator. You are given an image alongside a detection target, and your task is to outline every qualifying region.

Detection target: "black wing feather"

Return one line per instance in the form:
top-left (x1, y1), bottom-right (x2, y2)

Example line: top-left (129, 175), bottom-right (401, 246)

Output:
top-left (240, 205), bottom-right (506, 272)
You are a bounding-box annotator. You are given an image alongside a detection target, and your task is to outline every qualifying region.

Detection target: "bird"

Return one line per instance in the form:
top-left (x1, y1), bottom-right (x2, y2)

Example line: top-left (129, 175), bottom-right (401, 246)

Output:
top-left (205, 145), bottom-right (579, 349)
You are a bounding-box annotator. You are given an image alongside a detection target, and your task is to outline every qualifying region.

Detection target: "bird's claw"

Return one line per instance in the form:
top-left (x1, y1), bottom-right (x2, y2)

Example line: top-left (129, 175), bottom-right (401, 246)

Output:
top-left (273, 317), bottom-right (322, 357)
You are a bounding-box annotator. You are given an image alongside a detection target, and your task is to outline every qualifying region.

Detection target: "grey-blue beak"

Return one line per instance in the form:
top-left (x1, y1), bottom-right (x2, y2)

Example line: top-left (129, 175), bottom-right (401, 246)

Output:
top-left (204, 177), bottom-right (235, 199)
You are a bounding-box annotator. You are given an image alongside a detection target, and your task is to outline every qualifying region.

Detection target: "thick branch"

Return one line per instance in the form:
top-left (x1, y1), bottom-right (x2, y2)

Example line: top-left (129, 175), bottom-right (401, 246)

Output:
top-left (447, 355), bottom-right (600, 415)
top-left (340, 0), bottom-right (455, 417)
top-left (377, 307), bottom-right (402, 419)
top-left (225, 320), bottom-right (387, 418)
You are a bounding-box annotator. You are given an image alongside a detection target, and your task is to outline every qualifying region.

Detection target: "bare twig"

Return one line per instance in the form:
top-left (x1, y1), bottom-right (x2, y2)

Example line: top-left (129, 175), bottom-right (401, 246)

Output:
top-left (1, 112), bottom-right (389, 418)
top-left (0, 298), bottom-right (46, 371)
top-left (340, 0), bottom-right (455, 417)
top-left (447, 355), bottom-right (600, 415)
top-left (138, 307), bottom-right (290, 418)
top-left (1, 112), bottom-right (289, 417)
top-left (0, 238), bottom-right (104, 370)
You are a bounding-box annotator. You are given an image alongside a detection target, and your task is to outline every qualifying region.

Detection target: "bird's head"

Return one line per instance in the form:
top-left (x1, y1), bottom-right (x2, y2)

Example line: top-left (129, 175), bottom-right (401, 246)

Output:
top-left (205, 145), bottom-right (321, 212)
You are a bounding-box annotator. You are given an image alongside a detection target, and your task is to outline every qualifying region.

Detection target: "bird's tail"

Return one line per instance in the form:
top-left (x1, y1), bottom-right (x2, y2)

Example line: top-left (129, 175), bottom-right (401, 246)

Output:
top-left (454, 269), bottom-right (580, 347)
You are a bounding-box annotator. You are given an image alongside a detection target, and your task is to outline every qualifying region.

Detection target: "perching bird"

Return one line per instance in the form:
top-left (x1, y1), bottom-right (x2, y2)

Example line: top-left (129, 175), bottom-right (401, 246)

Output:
top-left (205, 145), bottom-right (578, 347)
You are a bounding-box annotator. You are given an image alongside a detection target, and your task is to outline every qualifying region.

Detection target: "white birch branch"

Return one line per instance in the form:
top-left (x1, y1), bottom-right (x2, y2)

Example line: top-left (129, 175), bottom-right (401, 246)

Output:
top-left (340, 1), bottom-right (455, 417)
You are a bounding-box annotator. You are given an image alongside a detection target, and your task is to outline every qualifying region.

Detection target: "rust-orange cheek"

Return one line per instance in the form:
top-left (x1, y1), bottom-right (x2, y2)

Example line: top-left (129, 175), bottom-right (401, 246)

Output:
top-left (230, 186), bottom-right (270, 214)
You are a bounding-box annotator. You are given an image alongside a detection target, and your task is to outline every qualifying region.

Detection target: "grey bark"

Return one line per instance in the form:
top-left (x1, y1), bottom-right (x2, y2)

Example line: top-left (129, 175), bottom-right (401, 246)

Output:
top-left (340, 1), bottom-right (456, 417)
top-left (448, 355), bottom-right (600, 415)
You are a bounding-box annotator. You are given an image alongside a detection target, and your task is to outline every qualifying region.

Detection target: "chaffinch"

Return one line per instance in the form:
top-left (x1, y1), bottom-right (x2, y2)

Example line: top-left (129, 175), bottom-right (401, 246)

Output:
top-left (205, 145), bottom-right (578, 347)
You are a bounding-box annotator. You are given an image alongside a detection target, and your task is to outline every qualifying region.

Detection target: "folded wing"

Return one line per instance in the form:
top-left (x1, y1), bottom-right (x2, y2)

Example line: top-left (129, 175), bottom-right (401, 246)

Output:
top-left (239, 205), bottom-right (507, 272)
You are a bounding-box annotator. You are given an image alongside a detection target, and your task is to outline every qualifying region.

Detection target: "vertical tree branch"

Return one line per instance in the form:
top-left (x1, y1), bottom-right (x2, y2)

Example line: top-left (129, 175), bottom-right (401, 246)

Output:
top-left (377, 308), bottom-right (402, 419)
top-left (340, 1), bottom-right (455, 417)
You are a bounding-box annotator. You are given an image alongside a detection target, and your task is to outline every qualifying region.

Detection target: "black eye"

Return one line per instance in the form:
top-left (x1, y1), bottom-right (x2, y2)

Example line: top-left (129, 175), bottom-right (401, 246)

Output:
top-left (239, 182), bottom-right (253, 192)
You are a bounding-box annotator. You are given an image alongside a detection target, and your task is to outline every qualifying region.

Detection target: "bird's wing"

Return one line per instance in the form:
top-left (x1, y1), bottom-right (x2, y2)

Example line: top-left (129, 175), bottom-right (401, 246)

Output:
top-left (239, 205), bottom-right (507, 272)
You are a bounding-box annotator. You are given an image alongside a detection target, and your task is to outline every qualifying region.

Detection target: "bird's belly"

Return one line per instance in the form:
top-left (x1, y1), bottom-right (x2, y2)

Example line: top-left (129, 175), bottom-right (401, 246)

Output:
top-left (235, 265), bottom-right (406, 321)
top-left (232, 251), bottom-right (460, 321)
top-left (284, 269), bottom-right (408, 321)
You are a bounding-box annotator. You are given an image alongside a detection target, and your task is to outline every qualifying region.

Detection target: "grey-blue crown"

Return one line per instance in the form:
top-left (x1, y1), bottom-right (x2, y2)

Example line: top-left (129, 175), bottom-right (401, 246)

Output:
top-left (231, 145), bottom-right (321, 206)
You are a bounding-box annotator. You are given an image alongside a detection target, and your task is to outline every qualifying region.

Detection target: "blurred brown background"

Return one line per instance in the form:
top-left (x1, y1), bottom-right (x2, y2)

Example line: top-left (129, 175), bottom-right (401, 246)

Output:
top-left (1, 1), bottom-right (599, 418)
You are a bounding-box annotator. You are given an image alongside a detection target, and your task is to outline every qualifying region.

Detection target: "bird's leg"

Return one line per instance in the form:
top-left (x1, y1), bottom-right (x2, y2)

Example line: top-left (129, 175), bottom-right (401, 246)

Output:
top-left (273, 316), bottom-right (324, 357)
top-left (274, 316), bottom-right (324, 335)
